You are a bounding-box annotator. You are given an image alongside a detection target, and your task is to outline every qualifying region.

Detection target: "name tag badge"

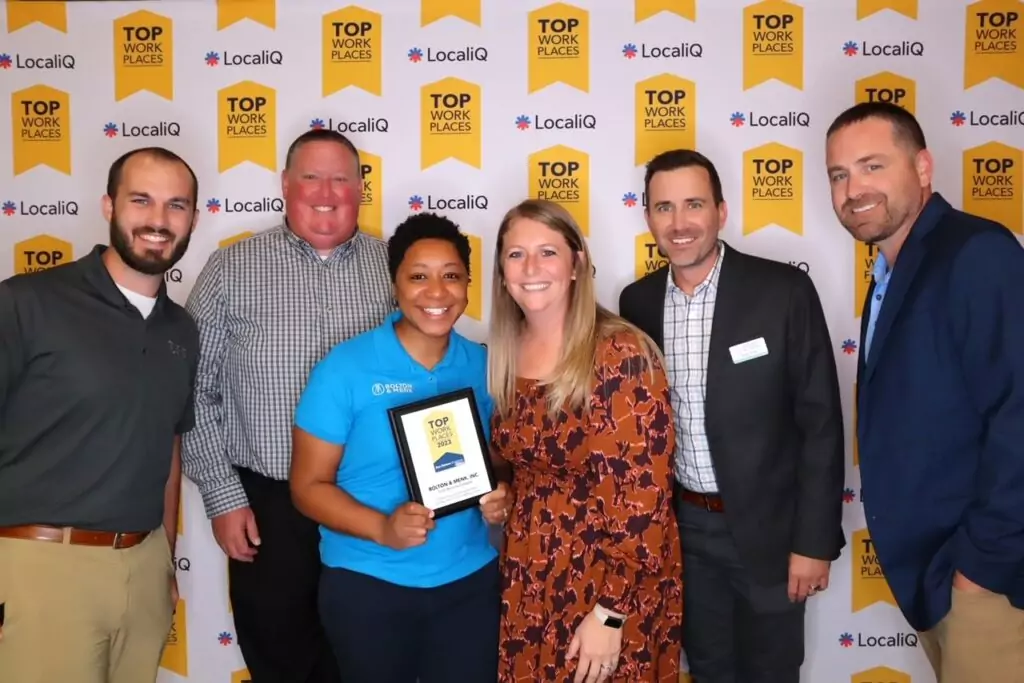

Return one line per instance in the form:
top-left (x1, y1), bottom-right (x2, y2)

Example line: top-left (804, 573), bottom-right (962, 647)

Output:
top-left (729, 337), bottom-right (769, 364)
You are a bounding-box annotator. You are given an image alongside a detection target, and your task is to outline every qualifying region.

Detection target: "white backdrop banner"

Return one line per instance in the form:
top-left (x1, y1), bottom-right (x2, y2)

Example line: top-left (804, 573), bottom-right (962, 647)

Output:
top-left (1, 0), bottom-right (1021, 681)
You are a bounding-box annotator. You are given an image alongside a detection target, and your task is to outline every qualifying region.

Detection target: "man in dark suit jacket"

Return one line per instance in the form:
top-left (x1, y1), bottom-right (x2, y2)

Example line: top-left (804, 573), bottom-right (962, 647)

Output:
top-left (826, 101), bottom-right (1024, 683)
top-left (618, 149), bottom-right (845, 683)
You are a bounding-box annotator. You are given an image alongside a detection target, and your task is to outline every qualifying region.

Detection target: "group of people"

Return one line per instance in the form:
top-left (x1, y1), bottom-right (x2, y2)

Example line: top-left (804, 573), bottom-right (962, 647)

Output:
top-left (0, 100), bottom-right (1020, 683)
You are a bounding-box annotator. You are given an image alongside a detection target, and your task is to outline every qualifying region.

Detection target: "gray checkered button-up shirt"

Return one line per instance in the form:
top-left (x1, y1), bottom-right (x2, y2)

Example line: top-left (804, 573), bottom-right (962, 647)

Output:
top-left (663, 242), bottom-right (725, 494)
top-left (181, 225), bottom-right (394, 518)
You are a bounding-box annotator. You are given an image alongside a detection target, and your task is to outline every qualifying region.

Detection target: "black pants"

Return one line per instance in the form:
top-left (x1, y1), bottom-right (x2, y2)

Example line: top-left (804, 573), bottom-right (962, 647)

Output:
top-left (678, 498), bottom-right (805, 683)
top-left (229, 467), bottom-right (343, 683)
top-left (318, 559), bottom-right (500, 683)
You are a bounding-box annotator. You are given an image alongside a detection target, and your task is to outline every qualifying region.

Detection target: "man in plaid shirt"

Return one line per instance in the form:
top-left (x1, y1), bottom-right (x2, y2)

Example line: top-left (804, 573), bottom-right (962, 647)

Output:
top-left (182, 129), bottom-right (394, 682)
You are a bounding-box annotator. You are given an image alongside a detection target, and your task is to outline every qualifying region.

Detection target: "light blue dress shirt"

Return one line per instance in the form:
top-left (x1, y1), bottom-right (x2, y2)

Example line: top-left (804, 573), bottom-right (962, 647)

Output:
top-left (864, 250), bottom-right (892, 360)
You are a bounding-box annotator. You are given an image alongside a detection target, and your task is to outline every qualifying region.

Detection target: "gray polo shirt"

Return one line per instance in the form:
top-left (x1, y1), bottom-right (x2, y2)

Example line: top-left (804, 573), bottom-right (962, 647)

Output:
top-left (0, 245), bottom-right (198, 532)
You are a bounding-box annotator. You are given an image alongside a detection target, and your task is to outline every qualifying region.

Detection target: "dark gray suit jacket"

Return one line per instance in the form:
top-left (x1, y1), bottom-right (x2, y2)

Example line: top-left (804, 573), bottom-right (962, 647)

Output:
top-left (618, 242), bottom-right (846, 584)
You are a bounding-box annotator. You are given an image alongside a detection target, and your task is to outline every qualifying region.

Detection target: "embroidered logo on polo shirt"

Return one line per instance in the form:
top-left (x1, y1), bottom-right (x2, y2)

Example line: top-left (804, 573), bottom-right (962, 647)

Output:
top-left (372, 382), bottom-right (414, 396)
top-left (167, 339), bottom-right (187, 358)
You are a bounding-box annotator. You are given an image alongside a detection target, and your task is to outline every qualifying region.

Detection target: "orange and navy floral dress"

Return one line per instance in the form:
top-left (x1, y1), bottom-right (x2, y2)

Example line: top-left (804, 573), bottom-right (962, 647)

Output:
top-left (492, 331), bottom-right (683, 682)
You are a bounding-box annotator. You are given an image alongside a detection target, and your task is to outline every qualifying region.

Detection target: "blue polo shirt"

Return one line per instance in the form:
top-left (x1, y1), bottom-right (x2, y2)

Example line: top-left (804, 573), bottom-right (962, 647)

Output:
top-left (294, 311), bottom-right (497, 588)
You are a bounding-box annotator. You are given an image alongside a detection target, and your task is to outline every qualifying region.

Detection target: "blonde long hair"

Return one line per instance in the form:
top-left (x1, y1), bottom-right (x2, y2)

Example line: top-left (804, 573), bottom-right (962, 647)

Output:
top-left (488, 199), bottom-right (662, 418)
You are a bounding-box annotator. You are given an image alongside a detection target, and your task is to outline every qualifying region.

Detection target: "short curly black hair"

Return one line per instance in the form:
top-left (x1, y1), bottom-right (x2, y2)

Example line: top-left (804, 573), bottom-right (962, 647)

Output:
top-left (387, 212), bottom-right (471, 283)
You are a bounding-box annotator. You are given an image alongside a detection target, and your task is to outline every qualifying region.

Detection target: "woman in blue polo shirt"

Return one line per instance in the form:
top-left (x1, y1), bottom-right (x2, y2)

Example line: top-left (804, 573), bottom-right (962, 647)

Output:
top-left (289, 212), bottom-right (511, 683)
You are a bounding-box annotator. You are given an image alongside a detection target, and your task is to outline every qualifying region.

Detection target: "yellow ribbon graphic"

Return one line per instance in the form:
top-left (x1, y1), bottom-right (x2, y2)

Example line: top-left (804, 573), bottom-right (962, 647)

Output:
top-left (11, 85), bottom-right (71, 176)
top-left (742, 143), bottom-right (803, 235)
top-left (218, 232), bottom-right (254, 249)
top-left (528, 145), bottom-right (591, 236)
top-left (854, 242), bottom-right (880, 319)
top-left (217, 81), bottom-right (277, 173)
top-left (854, 72), bottom-right (916, 114)
top-left (635, 234), bottom-right (668, 280)
top-left (963, 142), bottom-right (1023, 235)
top-left (743, 0), bottom-right (804, 90)
top-left (964, 0), bottom-right (1024, 89)
top-left (421, 0), bottom-right (481, 26)
top-left (466, 234), bottom-right (483, 320)
top-left (634, 74), bottom-right (696, 167)
top-left (322, 6), bottom-right (382, 97)
top-left (851, 667), bottom-right (911, 683)
top-left (426, 410), bottom-right (465, 472)
top-left (420, 77), bottom-right (482, 170)
top-left (160, 599), bottom-right (188, 676)
top-left (851, 529), bottom-right (898, 612)
top-left (528, 3), bottom-right (590, 93)
top-left (857, 0), bottom-right (918, 19)
top-left (217, 0), bottom-right (275, 30)
top-left (6, 1), bottom-right (66, 32)
top-left (358, 149), bottom-right (383, 239)
top-left (635, 0), bottom-right (696, 22)
top-left (14, 235), bottom-right (73, 274)
top-left (113, 11), bottom-right (174, 102)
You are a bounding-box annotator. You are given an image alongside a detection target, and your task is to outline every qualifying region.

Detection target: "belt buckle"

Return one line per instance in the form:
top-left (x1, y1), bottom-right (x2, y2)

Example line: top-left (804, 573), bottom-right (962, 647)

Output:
top-left (112, 532), bottom-right (127, 549)
top-left (700, 494), bottom-right (716, 512)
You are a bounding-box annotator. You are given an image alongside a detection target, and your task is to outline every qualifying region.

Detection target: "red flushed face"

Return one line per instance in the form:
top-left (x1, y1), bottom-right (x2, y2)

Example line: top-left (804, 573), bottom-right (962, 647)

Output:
top-left (281, 140), bottom-right (362, 251)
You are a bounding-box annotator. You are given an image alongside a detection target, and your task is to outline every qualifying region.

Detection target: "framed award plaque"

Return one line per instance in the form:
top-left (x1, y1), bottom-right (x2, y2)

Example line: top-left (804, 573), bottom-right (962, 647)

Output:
top-left (387, 387), bottom-right (497, 519)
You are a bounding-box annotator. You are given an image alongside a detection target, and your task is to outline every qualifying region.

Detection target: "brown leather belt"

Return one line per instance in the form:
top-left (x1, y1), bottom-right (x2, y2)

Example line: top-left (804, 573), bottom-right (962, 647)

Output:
top-left (679, 488), bottom-right (725, 513)
top-left (0, 524), bottom-right (150, 549)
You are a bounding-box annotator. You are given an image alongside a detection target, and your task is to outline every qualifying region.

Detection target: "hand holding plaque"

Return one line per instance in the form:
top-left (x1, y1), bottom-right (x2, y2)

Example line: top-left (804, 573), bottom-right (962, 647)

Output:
top-left (479, 481), bottom-right (513, 525)
top-left (388, 388), bottom-right (498, 520)
top-left (379, 502), bottom-right (435, 550)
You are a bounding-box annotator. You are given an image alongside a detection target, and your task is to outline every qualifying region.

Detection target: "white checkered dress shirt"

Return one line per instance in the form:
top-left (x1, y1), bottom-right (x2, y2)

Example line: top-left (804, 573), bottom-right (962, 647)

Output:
top-left (181, 225), bottom-right (394, 517)
top-left (663, 242), bottom-right (725, 494)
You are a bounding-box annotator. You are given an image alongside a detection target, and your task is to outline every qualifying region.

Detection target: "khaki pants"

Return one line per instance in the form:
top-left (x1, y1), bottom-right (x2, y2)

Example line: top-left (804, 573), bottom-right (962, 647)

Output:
top-left (0, 529), bottom-right (174, 683)
top-left (919, 586), bottom-right (1024, 683)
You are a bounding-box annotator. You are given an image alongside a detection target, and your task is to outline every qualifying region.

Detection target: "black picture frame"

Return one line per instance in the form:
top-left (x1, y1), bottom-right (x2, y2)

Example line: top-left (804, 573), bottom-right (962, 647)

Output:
top-left (387, 387), bottom-right (497, 520)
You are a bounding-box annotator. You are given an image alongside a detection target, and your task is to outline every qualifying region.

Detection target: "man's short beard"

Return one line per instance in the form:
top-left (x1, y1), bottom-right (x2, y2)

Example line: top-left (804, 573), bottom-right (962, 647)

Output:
top-left (109, 215), bottom-right (190, 276)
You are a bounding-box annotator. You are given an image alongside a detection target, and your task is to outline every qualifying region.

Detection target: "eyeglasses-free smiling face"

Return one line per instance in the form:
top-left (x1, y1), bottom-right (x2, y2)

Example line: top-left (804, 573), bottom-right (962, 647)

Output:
top-left (499, 217), bottom-right (578, 318)
top-left (644, 165), bottom-right (726, 277)
top-left (282, 140), bottom-right (362, 251)
top-left (825, 116), bottom-right (931, 247)
top-left (104, 152), bottom-right (197, 276)
top-left (393, 237), bottom-right (469, 339)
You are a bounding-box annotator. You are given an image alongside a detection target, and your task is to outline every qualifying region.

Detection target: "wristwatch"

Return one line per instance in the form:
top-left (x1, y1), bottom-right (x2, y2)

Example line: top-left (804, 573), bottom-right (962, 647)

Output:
top-left (593, 604), bottom-right (625, 629)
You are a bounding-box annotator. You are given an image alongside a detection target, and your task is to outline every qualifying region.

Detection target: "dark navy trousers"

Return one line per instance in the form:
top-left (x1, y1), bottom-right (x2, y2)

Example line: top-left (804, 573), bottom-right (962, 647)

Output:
top-left (318, 559), bottom-right (500, 683)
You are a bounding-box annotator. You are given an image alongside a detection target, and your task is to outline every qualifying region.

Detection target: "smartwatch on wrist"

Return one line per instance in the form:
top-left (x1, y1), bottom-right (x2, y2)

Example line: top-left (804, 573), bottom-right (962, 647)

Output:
top-left (593, 604), bottom-right (625, 629)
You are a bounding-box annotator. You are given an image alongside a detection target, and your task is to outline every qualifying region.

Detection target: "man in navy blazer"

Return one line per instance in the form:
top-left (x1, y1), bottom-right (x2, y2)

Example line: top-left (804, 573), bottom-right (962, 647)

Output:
top-left (825, 101), bottom-right (1024, 683)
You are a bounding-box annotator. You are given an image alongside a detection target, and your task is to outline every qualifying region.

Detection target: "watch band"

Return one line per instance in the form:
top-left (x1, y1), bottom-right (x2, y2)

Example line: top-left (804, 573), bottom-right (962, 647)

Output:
top-left (594, 604), bottom-right (625, 629)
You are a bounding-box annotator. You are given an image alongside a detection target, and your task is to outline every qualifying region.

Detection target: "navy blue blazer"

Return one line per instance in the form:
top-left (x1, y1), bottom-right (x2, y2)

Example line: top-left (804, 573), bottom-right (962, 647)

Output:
top-left (857, 192), bottom-right (1024, 632)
